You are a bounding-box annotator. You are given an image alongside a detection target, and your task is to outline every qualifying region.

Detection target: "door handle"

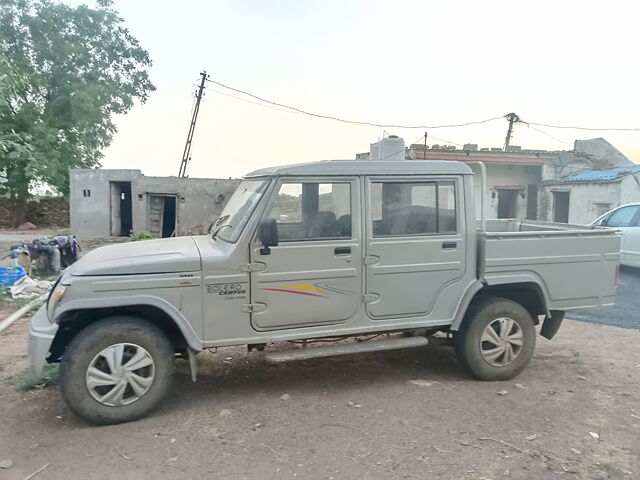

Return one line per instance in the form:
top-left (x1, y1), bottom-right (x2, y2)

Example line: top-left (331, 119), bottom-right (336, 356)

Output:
top-left (334, 247), bottom-right (351, 255)
top-left (441, 241), bottom-right (457, 250)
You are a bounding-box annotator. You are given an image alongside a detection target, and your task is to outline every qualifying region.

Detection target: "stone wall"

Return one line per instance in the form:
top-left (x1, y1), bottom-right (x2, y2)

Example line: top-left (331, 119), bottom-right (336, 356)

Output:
top-left (0, 197), bottom-right (70, 229)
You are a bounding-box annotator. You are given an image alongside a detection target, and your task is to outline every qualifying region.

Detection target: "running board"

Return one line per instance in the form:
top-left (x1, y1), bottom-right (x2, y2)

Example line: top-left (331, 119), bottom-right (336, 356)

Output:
top-left (265, 336), bottom-right (428, 364)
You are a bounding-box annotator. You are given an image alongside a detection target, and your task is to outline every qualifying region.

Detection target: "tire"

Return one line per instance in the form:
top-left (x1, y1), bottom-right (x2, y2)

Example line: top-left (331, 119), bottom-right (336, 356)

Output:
top-left (59, 316), bottom-right (175, 425)
top-left (455, 297), bottom-right (536, 381)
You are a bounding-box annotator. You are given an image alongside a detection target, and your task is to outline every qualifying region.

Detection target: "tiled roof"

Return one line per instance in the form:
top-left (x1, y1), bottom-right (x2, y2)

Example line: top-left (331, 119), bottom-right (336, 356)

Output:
top-left (549, 165), bottom-right (640, 183)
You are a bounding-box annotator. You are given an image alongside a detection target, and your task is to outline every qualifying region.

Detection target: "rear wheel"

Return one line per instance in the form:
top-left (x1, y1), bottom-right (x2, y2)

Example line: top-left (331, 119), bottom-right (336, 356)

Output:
top-left (59, 316), bottom-right (174, 425)
top-left (455, 297), bottom-right (536, 380)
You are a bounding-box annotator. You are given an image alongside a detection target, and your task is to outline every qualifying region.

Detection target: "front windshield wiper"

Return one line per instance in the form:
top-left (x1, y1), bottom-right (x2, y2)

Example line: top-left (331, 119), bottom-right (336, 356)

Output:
top-left (214, 214), bottom-right (230, 227)
top-left (212, 224), bottom-right (233, 240)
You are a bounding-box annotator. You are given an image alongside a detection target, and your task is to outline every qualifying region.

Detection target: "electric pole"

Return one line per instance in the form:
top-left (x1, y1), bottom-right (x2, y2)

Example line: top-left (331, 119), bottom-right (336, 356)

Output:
top-left (503, 112), bottom-right (520, 151)
top-left (423, 131), bottom-right (428, 159)
top-left (178, 71), bottom-right (209, 178)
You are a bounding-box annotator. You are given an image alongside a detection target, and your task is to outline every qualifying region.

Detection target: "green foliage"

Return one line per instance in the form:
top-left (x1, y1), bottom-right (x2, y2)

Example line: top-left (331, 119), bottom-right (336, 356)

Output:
top-left (11, 363), bottom-right (59, 391)
top-left (129, 231), bottom-right (153, 241)
top-left (0, 0), bottom-right (155, 210)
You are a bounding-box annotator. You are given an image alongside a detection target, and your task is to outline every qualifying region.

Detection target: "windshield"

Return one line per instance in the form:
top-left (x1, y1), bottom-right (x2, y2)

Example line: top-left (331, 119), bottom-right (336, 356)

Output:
top-left (215, 179), bottom-right (269, 243)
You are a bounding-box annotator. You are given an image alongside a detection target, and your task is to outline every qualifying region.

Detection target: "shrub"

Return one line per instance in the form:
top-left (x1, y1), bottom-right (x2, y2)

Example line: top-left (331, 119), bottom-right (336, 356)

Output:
top-left (129, 231), bottom-right (154, 241)
top-left (12, 364), bottom-right (59, 391)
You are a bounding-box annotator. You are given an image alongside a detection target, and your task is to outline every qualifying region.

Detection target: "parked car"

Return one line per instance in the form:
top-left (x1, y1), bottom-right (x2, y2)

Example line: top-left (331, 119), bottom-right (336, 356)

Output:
top-left (29, 160), bottom-right (620, 425)
top-left (591, 203), bottom-right (640, 267)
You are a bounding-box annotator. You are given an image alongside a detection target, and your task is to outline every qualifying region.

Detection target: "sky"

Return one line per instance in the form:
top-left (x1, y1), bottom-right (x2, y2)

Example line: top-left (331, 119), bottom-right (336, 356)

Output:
top-left (78, 0), bottom-right (640, 179)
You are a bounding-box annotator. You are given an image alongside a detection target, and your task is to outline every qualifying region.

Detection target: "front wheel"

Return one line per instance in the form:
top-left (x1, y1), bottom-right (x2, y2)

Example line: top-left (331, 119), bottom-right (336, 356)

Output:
top-left (455, 297), bottom-right (536, 381)
top-left (59, 316), bottom-right (175, 425)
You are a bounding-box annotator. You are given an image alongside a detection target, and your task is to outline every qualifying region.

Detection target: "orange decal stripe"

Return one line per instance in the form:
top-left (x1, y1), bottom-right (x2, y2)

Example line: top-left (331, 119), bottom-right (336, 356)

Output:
top-left (262, 288), bottom-right (324, 297)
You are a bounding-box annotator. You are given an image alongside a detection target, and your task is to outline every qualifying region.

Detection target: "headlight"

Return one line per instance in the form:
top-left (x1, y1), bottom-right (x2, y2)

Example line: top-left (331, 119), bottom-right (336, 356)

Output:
top-left (47, 283), bottom-right (67, 321)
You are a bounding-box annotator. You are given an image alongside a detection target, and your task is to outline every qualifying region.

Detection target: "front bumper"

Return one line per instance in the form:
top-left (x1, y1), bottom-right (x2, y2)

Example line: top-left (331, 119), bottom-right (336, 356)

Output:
top-left (28, 305), bottom-right (58, 378)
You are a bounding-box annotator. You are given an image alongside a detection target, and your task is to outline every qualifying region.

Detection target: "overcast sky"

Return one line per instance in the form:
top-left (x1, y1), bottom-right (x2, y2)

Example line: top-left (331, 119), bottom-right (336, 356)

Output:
top-left (88, 0), bottom-right (639, 179)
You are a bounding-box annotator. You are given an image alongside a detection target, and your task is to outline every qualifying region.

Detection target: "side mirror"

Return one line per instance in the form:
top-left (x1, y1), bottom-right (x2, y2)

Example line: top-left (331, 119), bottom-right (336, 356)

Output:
top-left (259, 218), bottom-right (279, 255)
top-left (600, 218), bottom-right (609, 227)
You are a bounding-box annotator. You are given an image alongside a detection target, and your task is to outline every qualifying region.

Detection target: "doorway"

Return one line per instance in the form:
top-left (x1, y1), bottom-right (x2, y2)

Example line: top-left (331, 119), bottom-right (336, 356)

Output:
top-left (497, 189), bottom-right (518, 218)
top-left (553, 191), bottom-right (570, 223)
top-left (110, 182), bottom-right (132, 236)
top-left (148, 194), bottom-right (177, 238)
top-left (526, 184), bottom-right (538, 220)
top-left (162, 196), bottom-right (177, 237)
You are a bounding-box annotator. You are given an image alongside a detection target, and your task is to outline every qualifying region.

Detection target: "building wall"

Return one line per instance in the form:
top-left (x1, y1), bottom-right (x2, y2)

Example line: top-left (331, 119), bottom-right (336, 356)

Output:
top-left (70, 169), bottom-right (141, 237)
top-left (574, 138), bottom-right (633, 168)
top-left (619, 175), bottom-right (640, 206)
top-left (130, 176), bottom-right (240, 236)
top-left (471, 164), bottom-right (542, 219)
top-left (539, 182), bottom-right (621, 225)
top-left (70, 169), bottom-right (240, 237)
top-left (538, 175), bottom-right (640, 225)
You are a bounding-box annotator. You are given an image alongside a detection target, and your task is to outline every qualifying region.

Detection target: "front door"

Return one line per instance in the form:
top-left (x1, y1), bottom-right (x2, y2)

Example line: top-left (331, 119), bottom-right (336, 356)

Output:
top-left (250, 178), bottom-right (361, 330)
top-left (364, 177), bottom-right (467, 321)
top-left (605, 204), bottom-right (640, 266)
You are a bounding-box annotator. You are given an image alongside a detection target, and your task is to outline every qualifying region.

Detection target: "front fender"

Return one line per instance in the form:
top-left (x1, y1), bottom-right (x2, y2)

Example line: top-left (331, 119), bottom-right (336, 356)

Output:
top-left (54, 295), bottom-right (204, 351)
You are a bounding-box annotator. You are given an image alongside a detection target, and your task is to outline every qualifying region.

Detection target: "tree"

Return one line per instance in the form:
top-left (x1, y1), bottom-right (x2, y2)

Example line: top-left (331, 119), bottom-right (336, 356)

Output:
top-left (0, 0), bottom-right (155, 226)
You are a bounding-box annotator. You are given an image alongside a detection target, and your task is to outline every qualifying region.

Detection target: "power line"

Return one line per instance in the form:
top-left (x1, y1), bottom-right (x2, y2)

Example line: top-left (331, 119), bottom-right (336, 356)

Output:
top-left (527, 124), bottom-right (573, 147)
top-left (427, 134), bottom-right (464, 147)
top-left (207, 78), bottom-right (640, 133)
top-left (206, 78), bottom-right (504, 130)
top-left (528, 121), bottom-right (640, 132)
top-left (209, 87), bottom-right (465, 146)
top-left (209, 88), bottom-right (304, 115)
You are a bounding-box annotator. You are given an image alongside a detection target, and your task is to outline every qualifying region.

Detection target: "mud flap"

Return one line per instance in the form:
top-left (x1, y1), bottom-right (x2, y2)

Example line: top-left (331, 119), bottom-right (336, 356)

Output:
top-left (540, 310), bottom-right (564, 340)
top-left (187, 347), bottom-right (198, 382)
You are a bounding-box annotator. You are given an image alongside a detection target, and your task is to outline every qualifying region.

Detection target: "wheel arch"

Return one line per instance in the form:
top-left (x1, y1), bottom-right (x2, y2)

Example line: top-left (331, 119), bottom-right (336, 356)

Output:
top-left (451, 281), bottom-right (550, 331)
top-left (49, 303), bottom-right (202, 362)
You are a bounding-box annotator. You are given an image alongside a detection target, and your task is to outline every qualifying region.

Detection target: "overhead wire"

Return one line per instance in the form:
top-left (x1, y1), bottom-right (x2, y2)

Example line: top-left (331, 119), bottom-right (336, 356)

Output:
top-left (526, 124), bottom-right (573, 147)
top-left (206, 78), bottom-right (504, 130)
top-left (208, 88), bottom-right (304, 115)
top-left (208, 87), bottom-right (465, 146)
top-left (527, 121), bottom-right (640, 132)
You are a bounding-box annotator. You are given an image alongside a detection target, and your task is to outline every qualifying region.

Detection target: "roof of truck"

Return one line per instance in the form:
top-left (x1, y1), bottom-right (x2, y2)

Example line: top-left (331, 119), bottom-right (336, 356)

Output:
top-left (245, 160), bottom-right (473, 178)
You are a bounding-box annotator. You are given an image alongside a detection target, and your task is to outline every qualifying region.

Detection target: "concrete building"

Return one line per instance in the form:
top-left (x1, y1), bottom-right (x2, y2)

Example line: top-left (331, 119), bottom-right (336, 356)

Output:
top-left (358, 137), bottom-right (637, 223)
top-left (70, 169), bottom-right (240, 238)
top-left (539, 165), bottom-right (640, 225)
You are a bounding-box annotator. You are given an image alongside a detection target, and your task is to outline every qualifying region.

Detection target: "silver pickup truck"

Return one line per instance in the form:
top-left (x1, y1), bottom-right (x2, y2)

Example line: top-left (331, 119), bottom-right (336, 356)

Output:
top-left (29, 160), bottom-right (620, 424)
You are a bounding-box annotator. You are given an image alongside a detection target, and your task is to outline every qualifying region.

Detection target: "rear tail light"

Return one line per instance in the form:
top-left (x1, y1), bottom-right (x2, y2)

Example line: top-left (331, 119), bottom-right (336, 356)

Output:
top-left (615, 265), bottom-right (620, 286)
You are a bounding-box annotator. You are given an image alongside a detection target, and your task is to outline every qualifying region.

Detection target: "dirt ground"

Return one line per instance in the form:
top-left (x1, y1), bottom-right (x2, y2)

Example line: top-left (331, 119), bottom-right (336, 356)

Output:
top-left (0, 300), bottom-right (638, 480)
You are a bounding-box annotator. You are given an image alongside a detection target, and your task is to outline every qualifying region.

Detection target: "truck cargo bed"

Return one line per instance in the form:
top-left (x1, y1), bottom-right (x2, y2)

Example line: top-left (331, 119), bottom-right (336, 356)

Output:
top-left (478, 219), bottom-right (620, 310)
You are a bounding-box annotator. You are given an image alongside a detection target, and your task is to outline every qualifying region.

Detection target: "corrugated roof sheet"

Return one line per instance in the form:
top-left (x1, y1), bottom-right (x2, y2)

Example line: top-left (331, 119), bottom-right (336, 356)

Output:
top-left (551, 165), bottom-right (640, 183)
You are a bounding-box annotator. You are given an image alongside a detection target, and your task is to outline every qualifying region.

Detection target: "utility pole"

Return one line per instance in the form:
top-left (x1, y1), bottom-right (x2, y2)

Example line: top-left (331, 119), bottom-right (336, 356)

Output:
top-left (178, 71), bottom-right (208, 178)
top-left (503, 112), bottom-right (520, 151)
top-left (423, 131), bottom-right (428, 159)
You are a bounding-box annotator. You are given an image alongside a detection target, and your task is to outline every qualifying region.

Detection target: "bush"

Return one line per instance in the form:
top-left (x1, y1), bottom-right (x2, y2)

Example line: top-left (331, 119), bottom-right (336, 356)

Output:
top-left (11, 364), bottom-right (59, 391)
top-left (129, 231), bottom-right (154, 241)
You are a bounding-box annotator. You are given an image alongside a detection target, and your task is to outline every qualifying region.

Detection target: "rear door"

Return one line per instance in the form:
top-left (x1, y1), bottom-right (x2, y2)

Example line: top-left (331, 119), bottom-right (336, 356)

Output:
top-left (249, 177), bottom-right (362, 330)
top-left (364, 176), bottom-right (467, 321)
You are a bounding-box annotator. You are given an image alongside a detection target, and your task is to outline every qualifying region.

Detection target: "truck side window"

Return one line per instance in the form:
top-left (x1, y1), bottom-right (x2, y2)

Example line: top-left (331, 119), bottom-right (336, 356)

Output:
top-left (371, 181), bottom-right (456, 236)
top-left (268, 182), bottom-right (351, 241)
